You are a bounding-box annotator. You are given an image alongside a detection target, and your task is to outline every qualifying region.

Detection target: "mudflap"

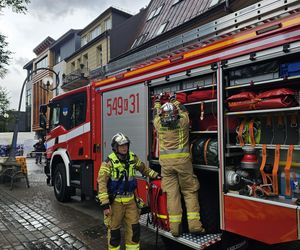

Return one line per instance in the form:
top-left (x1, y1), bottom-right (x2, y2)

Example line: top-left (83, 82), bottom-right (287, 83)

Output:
top-left (220, 231), bottom-right (248, 250)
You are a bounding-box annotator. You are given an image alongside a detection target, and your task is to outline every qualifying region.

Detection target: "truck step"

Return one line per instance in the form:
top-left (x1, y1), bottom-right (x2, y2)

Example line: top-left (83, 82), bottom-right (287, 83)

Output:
top-left (139, 214), bottom-right (221, 249)
top-left (70, 180), bottom-right (81, 187)
top-left (72, 164), bottom-right (81, 173)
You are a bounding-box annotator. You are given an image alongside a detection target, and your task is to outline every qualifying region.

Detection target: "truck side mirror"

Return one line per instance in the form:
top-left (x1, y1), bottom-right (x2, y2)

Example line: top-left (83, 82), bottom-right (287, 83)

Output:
top-left (39, 113), bottom-right (47, 129)
top-left (39, 104), bottom-right (47, 130)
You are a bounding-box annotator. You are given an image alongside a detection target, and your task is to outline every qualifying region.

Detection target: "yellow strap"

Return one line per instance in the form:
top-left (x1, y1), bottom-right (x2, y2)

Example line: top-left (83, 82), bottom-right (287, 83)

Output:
top-left (285, 145), bottom-right (294, 196)
top-left (238, 119), bottom-right (246, 146)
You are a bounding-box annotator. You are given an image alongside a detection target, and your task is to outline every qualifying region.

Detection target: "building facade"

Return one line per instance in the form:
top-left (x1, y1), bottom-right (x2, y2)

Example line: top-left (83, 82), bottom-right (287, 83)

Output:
top-left (62, 7), bottom-right (132, 90)
top-left (30, 36), bottom-right (55, 135)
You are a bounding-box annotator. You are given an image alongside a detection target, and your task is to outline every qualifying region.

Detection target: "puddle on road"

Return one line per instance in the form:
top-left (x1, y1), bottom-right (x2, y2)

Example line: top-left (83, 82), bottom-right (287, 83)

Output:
top-left (82, 225), bottom-right (107, 239)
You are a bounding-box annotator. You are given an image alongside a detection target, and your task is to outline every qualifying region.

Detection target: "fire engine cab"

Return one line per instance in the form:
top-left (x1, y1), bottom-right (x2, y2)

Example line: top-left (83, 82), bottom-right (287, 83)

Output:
top-left (43, 0), bottom-right (300, 248)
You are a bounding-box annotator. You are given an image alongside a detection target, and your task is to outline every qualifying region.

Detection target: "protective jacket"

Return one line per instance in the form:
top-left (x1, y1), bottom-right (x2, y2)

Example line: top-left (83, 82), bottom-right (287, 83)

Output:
top-left (154, 99), bottom-right (190, 165)
top-left (98, 151), bottom-right (157, 206)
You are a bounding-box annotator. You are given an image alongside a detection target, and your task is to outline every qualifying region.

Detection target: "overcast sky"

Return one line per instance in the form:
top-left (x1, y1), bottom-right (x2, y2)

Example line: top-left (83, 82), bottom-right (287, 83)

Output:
top-left (0, 0), bottom-right (150, 110)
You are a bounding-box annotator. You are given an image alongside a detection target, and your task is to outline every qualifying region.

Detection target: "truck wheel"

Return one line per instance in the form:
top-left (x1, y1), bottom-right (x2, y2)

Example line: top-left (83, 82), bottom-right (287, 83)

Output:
top-left (54, 163), bottom-right (71, 202)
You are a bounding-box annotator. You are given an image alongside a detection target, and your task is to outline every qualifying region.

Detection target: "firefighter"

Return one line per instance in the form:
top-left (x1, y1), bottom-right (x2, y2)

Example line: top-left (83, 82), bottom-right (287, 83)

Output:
top-left (153, 94), bottom-right (205, 237)
top-left (97, 132), bottom-right (159, 250)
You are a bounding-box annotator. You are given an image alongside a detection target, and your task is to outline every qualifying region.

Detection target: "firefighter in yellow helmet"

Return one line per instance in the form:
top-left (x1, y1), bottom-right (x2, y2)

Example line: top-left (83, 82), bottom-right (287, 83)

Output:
top-left (153, 94), bottom-right (205, 237)
top-left (97, 133), bottom-right (158, 250)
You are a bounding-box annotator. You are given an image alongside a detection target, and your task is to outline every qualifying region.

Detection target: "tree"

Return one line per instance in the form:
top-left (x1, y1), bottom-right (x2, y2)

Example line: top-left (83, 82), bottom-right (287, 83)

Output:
top-left (0, 0), bottom-right (30, 78)
top-left (0, 86), bottom-right (10, 131)
top-left (0, 86), bottom-right (10, 116)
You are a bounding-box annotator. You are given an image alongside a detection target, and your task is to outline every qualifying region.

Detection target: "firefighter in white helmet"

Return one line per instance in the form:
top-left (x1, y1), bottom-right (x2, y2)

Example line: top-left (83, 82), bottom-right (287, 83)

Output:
top-left (153, 94), bottom-right (205, 237)
top-left (97, 133), bottom-right (158, 250)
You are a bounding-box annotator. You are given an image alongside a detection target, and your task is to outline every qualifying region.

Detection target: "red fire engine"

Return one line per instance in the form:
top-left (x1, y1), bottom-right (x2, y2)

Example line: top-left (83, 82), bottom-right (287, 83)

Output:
top-left (43, 0), bottom-right (300, 248)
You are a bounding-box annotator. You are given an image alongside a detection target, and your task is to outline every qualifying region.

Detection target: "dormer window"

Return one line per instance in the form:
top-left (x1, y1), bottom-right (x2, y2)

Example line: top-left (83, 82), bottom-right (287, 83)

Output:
top-left (91, 26), bottom-right (101, 40)
top-left (172, 0), bottom-right (183, 6)
top-left (156, 22), bottom-right (168, 36)
top-left (81, 36), bottom-right (88, 47)
top-left (147, 5), bottom-right (164, 21)
top-left (209, 0), bottom-right (224, 7)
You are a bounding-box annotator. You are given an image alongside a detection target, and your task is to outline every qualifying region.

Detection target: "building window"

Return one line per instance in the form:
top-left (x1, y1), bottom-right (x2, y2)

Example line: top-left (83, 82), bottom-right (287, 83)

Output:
top-left (71, 61), bottom-right (75, 72)
top-left (172, 0), bottom-right (183, 6)
top-left (36, 56), bottom-right (48, 69)
top-left (26, 89), bottom-right (31, 107)
top-left (27, 69), bottom-right (32, 80)
top-left (156, 22), bottom-right (168, 36)
top-left (147, 5), bottom-right (163, 21)
top-left (77, 58), bottom-right (81, 69)
top-left (81, 35), bottom-right (88, 47)
top-left (104, 18), bottom-right (112, 30)
top-left (55, 50), bottom-right (61, 64)
top-left (91, 26), bottom-right (101, 40)
top-left (97, 45), bottom-right (103, 66)
top-left (83, 54), bottom-right (88, 68)
top-left (209, 0), bottom-right (223, 7)
top-left (131, 33), bottom-right (149, 48)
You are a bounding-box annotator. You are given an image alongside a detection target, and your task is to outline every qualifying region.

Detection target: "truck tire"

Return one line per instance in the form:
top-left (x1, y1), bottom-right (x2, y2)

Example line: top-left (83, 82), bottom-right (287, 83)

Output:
top-left (54, 163), bottom-right (71, 202)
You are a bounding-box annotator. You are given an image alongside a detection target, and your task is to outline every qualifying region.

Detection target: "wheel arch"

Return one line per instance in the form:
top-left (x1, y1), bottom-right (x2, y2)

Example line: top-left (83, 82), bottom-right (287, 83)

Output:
top-left (50, 149), bottom-right (71, 186)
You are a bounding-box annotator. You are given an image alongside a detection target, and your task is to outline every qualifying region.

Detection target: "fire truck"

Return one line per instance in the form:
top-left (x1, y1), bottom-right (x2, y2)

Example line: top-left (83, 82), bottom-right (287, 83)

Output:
top-left (43, 0), bottom-right (300, 248)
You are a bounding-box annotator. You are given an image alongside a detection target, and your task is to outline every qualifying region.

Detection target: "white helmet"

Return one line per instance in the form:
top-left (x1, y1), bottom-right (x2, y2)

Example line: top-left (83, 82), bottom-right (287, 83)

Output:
top-left (160, 102), bottom-right (179, 127)
top-left (111, 133), bottom-right (130, 152)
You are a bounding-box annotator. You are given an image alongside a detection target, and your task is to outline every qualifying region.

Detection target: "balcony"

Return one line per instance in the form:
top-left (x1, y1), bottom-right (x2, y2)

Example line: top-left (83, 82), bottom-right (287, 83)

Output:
top-left (61, 66), bottom-right (90, 90)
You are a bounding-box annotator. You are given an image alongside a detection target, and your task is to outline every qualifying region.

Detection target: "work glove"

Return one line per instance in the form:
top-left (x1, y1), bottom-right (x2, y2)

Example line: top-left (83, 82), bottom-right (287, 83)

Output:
top-left (169, 93), bottom-right (176, 102)
top-left (154, 94), bottom-right (161, 103)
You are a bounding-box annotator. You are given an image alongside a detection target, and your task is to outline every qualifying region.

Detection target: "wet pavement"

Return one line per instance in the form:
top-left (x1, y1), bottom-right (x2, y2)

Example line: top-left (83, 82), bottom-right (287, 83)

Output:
top-left (0, 158), bottom-right (170, 250)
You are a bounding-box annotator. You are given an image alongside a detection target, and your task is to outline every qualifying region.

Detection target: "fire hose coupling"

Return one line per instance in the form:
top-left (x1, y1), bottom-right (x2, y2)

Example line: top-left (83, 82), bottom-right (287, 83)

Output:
top-left (135, 197), bottom-right (146, 209)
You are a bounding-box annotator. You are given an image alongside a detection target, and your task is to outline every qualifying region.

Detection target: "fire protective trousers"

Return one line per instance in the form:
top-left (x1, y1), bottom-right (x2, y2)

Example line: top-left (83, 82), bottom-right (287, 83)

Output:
top-left (104, 198), bottom-right (140, 250)
top-left (161, 160), bottom-right (202, 236)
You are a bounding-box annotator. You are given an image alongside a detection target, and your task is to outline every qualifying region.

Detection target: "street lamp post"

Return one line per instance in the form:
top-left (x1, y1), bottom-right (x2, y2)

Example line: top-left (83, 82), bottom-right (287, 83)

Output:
top-left (3, 67), bottom-right (59, 167)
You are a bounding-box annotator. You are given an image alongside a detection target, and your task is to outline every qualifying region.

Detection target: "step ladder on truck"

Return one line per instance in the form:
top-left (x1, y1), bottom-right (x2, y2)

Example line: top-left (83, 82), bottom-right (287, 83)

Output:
top-left (42, 0), bottom-right (300, 249)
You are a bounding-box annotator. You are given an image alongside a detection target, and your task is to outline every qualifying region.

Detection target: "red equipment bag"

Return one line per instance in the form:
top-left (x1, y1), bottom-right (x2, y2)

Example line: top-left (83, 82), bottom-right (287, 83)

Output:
top-left (255, 88), bottom-right (298, 109)
top-left (187, 89), bottom-right (216, 102)
top-left (227, 88), bottom-right (298, 111)
top-left (176, 92), bottom-right (187, 103)
top-left (197, 114), bottom-right (218, 131)
top-left (149, 179), bottom-right (170, 231)
top-left (226, 91), bottom-right (257, 111)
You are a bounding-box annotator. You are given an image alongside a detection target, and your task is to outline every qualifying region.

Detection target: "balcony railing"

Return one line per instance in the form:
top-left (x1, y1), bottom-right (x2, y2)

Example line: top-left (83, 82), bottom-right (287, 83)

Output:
top-left (61, 67), bottom-right (90, 90)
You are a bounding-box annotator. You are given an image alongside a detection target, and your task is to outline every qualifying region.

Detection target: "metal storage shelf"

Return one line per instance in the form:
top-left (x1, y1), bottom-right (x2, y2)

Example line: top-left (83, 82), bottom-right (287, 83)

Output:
top-left (225, 106), bottom-right (300, 116)
top-left (176, 84), bottom-right (217, 93)
top-left (190, 130), bottom-right (218, 134)
top-left (193, 164), bottom-right (219, 172)
top-left (226, 144), bottom-right (300, 150)
top-left (225, 75), bottom-right (300, 90)
top-left (184, 99), bottom-right (217, 106)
